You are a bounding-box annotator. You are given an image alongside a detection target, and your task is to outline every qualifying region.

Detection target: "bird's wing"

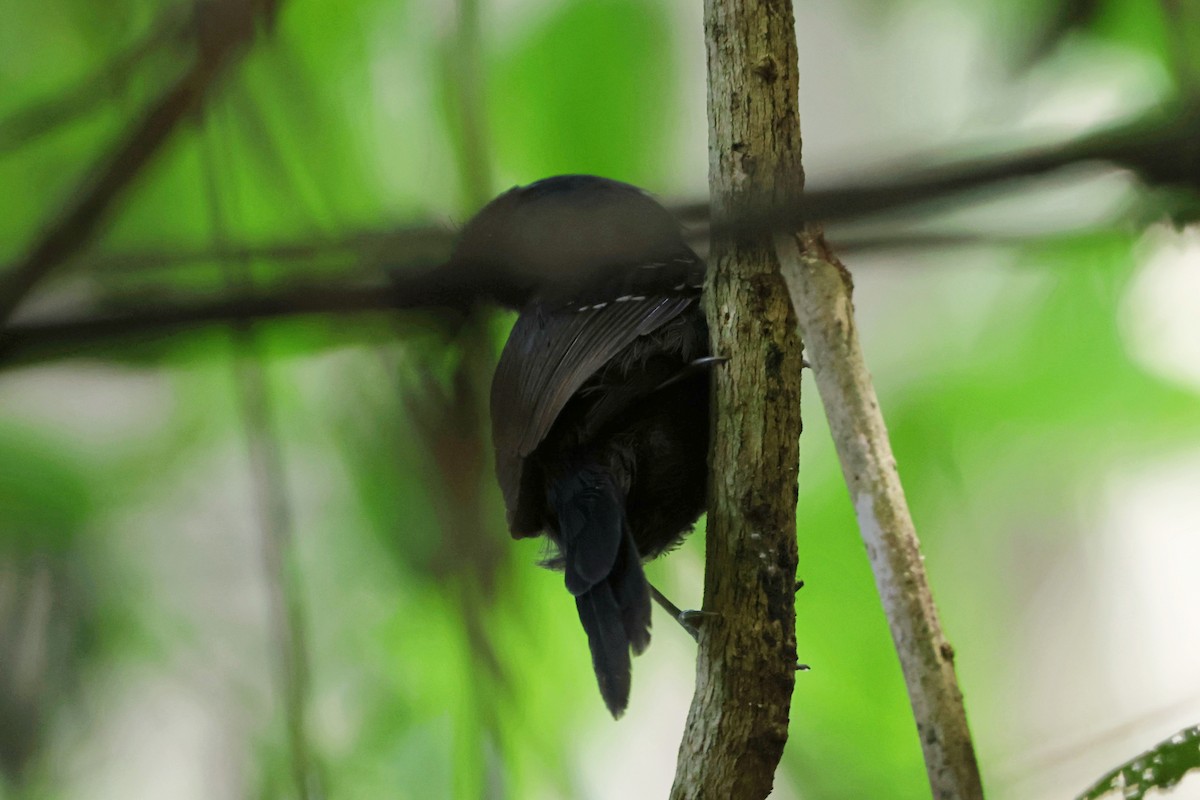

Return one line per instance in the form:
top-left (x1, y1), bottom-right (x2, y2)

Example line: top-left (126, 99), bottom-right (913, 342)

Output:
top-left (490, 293), bottom-right (696, 534)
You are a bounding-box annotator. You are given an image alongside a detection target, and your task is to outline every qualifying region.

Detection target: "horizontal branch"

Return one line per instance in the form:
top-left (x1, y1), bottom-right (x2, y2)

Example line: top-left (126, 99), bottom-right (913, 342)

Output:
top-left (0, 216), bottom-right (1140, 370)
top-left (75, 223), bottom-right (454, 274)
top-left (0, 256), bottom-right (495, 364)
top-left (25, 101), bottom-right (1192, 289)
top-left (0, 101), bottom-right (1191, 368)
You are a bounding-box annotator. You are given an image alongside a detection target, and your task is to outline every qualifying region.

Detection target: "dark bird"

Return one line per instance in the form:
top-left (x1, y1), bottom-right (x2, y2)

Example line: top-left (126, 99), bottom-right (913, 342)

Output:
top-left (450, 175), bottom-right (710, 717)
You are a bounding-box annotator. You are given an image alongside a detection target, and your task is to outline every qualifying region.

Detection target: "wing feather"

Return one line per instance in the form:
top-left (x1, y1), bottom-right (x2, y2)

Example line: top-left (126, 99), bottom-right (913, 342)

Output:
top-left (491, 294), bottom-right (696, 534)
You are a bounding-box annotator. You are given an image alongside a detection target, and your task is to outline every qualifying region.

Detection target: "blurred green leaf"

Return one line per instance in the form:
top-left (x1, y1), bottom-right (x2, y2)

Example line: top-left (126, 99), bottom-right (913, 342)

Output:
top-left (0, 425), bottom-right (91, 553)
top-left (1078, 724), bottom-right (1200, 800)
top-left (488, 0), bottom-right (677, 185)
top-left (3, 1), bottom-right (1199, 798)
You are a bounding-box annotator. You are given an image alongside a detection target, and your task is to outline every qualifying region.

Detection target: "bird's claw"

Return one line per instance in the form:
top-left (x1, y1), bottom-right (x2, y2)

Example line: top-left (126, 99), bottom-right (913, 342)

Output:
top-left (677, 609), bottom-right (719, 641)
top-left (655, 355), bottom-right (730, 392)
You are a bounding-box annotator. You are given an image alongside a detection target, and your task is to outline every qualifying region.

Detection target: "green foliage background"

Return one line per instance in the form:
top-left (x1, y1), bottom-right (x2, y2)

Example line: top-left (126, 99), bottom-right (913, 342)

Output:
top-left (1, 0), bottom-right (1198, 799)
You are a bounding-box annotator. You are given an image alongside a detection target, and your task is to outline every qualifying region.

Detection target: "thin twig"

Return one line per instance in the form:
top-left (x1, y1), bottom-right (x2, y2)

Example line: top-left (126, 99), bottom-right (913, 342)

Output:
top-left (776, 231), bottom-right (985, 800)
top-left (234, 342), bottom-right (323, 800)
top-left (200, 109), bottom-right (323, 800)
top-left (0, 0), bottom-right (276, 326)
top-left (445, 0), bottom-right (493, 213)
top-left (0, 283), bottom-right (402, 362)
top-left (0, 5), bottom-right (192, 155)
top-left (77, 224), bottom-right (454, 275)
top-left (415, 4), bottom-right (508, 794)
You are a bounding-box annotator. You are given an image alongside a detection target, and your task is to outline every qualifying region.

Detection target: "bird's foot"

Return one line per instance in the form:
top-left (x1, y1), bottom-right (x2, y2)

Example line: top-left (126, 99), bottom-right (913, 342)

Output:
top-left (649, 583), bottom-right (715, 642)
top-left (677, 609), bottom-right (719, 641)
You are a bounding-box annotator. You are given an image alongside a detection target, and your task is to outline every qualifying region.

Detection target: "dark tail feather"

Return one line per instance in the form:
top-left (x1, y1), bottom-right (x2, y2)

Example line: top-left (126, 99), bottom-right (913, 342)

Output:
top-left (575, 530), bottom-right (653, 716)
top-left (609, 532), bottom-right (651, 655)
top-left (552, 467), bottom-right (623, 597)
top-left (553, 466), bottom-right (652, 717)
top-left (576, 582), bottom-right (633, 717)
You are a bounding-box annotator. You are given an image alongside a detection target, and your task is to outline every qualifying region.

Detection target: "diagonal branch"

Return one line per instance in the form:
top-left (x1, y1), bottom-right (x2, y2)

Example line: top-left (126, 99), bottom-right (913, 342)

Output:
top-left (776, 230), bottom-right (985, 800)
top-left (681, 101), bottom-right (1200, 232)
top-left (0, 0), bottom-right (279, 326)
top-left (0, 5), bottom-right (192, 155)
top-left (199, 109), bottom-right (323, 800)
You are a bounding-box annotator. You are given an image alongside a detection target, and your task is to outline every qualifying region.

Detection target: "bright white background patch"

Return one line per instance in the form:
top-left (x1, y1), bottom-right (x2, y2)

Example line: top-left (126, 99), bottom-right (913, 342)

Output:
top-left (1122, 226), bottom-right (1200, 393)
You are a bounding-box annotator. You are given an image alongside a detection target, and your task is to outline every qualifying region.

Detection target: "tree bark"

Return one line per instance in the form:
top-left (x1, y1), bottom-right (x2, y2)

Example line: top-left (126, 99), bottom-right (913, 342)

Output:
top-left (670, 1), bottom-right (805, 798)
top-left (775, 231), bottom-right (985, 800)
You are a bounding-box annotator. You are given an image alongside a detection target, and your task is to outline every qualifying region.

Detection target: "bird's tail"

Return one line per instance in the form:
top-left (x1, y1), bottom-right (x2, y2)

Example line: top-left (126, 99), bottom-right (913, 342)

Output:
top-left (551, 466), bottom-right (651, 718)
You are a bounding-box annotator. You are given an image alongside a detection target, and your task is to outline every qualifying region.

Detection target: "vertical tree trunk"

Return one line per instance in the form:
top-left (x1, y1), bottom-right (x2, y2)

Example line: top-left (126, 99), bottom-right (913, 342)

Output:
top-left (671, 1), bottom-right (806, 798)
